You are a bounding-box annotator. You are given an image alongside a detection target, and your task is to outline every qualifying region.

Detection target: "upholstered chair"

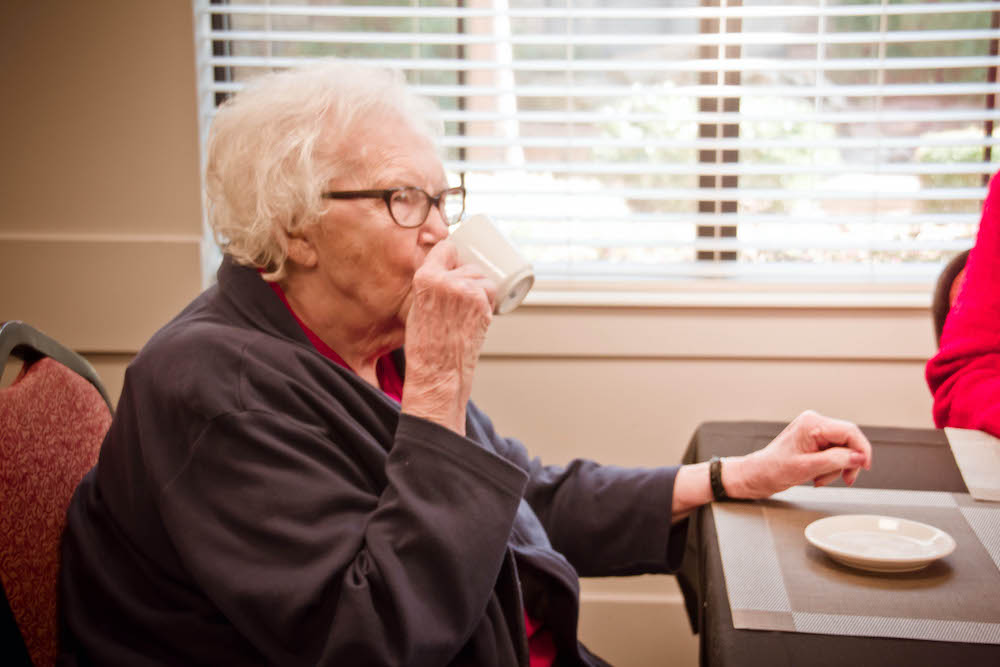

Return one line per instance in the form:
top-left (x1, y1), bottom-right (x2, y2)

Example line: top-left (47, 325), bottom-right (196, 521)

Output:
top-left (0, 322), bottom-right (112, 666)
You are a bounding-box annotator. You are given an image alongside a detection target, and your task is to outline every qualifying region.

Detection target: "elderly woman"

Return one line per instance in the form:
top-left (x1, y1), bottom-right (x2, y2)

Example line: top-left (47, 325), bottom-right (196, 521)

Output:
top-left (59, 61), bottom-right (871, 666)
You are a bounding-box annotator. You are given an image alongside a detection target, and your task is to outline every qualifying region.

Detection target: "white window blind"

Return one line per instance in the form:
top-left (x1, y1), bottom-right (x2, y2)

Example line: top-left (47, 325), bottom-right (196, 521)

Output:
top-left (193, 0), bottom-right (1000, 287)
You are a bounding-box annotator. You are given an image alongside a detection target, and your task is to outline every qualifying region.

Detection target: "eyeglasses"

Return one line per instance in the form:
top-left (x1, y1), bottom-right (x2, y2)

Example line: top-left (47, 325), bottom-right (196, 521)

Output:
top-left (321, 186), bottom-right (466, 228)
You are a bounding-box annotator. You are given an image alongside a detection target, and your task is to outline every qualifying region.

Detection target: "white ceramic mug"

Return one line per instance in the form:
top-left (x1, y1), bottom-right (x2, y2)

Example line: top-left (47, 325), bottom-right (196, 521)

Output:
top-left (449, 213), bottom-right (535, 315)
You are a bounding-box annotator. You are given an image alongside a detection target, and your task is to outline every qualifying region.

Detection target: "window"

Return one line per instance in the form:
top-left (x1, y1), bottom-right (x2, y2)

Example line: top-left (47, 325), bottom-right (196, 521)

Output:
top-left (193, 0), bottom-right (1000, 291)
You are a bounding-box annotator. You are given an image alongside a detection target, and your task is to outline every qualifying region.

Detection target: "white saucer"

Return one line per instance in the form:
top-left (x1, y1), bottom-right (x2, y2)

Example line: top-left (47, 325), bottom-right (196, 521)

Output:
top-left (804, 514), bottom-right (956, 573)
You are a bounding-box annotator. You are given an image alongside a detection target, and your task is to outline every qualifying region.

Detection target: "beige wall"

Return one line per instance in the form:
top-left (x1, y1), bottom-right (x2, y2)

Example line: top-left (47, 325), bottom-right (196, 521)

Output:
top-left (0, 0), bottom-right (203, 353)
top-left (0, 3), bottom-right (942, 666)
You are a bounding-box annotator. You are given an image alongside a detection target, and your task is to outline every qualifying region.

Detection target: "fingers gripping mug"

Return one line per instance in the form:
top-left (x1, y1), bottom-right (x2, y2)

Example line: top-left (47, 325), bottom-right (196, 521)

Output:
top-left (449, 213), bottom-right (535, 315)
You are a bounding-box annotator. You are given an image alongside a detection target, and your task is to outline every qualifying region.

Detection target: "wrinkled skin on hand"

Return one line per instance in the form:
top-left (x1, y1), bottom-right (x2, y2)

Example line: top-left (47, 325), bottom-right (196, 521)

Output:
top-left (399, 240), bottom-right (497, 435)
top-left (731, 410), bottom-right (873, 500)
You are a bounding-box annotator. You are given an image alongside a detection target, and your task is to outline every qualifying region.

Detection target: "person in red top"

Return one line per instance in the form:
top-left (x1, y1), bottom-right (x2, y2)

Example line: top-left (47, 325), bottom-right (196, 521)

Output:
top-left (59, 60), bottom-right (871, 666)
top-left (926, 171), bottom-right (1000, 438)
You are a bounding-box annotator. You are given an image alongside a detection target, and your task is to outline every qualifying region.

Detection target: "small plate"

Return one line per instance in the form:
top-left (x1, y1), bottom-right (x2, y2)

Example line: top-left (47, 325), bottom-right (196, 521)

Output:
top-left (804, 514), bottom-right (956, 573)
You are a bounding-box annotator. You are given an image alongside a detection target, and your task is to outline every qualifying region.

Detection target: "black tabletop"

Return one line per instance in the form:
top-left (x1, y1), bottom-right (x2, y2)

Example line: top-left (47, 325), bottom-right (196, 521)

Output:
top-left (677, 421), bottom-right (1000, 667)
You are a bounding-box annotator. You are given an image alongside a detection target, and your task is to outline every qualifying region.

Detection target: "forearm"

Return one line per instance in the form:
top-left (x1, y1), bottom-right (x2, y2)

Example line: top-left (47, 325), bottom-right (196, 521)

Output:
top-left (671, 461), bottom-right (712, 523)
top-left (400, 371), bottom-right (468, 436)
top-left (928, 355), bottom-right (1000, 434)
top-left (670, 454), bottom-right (790, 524)
top-left (671, 457), bottom-right (753, 524)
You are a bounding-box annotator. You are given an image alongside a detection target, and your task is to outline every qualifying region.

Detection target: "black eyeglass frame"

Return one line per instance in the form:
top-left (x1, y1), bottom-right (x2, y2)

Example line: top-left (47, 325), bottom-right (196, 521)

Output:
top-left (321, 186), bottom-right (466, 228)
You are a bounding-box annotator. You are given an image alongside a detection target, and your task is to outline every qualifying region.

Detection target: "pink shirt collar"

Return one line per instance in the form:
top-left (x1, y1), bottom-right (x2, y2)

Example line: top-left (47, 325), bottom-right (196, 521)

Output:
top-left (264, 278), bottom-right (403, 402)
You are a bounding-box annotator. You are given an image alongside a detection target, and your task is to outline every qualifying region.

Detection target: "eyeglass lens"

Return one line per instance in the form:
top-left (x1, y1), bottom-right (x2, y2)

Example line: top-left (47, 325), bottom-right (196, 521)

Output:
top-left (389, 188), bottom-right (464, 227)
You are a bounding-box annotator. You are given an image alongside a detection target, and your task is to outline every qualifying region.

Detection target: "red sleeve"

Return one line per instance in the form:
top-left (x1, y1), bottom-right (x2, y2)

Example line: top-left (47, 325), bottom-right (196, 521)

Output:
top-left (925, 171), bottom-right (1000, 436)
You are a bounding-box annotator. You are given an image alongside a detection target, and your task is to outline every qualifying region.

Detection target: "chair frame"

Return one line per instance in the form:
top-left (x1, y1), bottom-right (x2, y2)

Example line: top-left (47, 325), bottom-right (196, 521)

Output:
top-left (0, 321), bottom-right (113, 412)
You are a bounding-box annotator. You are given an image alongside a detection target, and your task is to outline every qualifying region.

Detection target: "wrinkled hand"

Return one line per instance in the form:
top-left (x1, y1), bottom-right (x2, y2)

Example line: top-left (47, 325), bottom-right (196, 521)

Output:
top-left (400, 240), bottom-right (497, 435)
top-left (727, 410), bottom-right (873, 500)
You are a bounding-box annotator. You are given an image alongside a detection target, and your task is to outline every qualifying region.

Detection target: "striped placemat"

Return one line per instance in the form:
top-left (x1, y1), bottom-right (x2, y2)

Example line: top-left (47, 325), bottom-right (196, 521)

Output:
top-left (713, 486), bottom-right (1000, 644)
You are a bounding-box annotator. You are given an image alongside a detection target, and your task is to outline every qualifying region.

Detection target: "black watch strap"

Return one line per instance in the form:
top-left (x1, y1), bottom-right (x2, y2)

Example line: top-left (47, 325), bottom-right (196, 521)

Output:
top-left (709, 456), bottom-right (729, 502)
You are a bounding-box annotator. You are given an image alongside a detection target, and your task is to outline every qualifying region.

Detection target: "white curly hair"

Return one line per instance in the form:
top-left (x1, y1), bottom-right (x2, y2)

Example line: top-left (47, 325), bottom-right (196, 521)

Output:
top-left (204, 59), bottom-right (443, 281)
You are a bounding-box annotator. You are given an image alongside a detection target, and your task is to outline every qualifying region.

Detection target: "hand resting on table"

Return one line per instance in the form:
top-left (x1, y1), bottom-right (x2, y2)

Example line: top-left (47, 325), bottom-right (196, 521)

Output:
top-left (672, 410), bottom-right (873, 522)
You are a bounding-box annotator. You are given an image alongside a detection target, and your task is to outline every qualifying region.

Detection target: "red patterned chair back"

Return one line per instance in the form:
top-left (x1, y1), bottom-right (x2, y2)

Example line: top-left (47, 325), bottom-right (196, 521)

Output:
top-left (0, 324), bottom-right (112, 667)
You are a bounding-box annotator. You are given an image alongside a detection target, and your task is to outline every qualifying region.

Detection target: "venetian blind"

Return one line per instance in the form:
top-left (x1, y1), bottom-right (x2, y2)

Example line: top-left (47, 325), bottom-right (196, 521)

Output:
top-left (193, 0), bottom-right (1000, 286)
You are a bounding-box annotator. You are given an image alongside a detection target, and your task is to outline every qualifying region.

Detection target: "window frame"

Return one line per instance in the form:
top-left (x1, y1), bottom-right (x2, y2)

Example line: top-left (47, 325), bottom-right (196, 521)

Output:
top-left (193, 0), bottom-right (1000, 309)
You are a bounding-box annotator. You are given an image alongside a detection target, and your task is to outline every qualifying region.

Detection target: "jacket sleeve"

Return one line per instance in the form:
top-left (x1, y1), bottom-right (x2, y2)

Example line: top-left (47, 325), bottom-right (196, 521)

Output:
top-left (467, 402), bottom-right (687, 578)
top-left (155, 410), bottom-right (527, 667)
top-left (926, 171), bottom-right (1000, 437)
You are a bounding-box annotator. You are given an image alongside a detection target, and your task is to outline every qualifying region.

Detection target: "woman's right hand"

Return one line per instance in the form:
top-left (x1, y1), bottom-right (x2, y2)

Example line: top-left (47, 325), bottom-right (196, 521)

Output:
top-left (400, 240), bottom-right (497, 435)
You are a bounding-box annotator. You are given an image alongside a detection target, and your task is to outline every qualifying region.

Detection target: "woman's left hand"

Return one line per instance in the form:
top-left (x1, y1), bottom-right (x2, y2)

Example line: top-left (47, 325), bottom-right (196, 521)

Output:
top-left (724, 410), bottom-right (873, 500)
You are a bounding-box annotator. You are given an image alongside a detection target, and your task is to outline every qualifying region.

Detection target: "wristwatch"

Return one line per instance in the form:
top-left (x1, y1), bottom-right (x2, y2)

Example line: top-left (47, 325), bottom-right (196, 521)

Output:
top-left (709, 456), bottom-right (729, 502)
